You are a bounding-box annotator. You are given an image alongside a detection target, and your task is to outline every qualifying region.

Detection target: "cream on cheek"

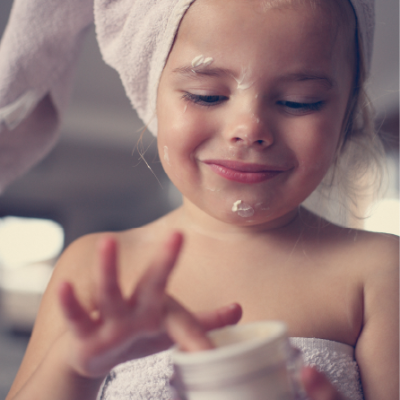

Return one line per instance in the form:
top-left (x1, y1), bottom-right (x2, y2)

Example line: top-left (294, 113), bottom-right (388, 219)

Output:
top-left (163, 145), bottom-right (171, 165)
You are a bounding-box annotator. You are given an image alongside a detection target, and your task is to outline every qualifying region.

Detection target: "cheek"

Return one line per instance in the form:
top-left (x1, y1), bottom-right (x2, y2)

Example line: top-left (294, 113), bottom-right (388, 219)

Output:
top-left (286, 117), bottom-right (341, 176)
top-left (158, 101), bottom-right (214, 158)
top-left (157, 99), bottom-right (211, 188)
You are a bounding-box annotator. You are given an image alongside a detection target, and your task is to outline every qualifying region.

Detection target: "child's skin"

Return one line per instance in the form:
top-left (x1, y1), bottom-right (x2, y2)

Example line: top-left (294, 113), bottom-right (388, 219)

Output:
top-left (6, 1), bottom-right (399, 400)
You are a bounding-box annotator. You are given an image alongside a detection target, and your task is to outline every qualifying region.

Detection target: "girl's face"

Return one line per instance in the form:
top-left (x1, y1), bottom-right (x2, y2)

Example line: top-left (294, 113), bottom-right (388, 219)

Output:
top-left (157, 0), bottom-right (354, 227)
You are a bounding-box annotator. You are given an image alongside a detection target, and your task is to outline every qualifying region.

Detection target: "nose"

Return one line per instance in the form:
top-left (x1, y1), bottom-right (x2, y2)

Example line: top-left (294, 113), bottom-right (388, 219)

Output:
top-left (226, 110), bottom-right (274, 149)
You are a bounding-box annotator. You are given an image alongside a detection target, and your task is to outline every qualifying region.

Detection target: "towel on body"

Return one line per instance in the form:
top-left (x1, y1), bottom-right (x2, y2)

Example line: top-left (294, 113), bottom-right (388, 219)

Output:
top-left (0, 0), bottom-right (375, 192)
top-left (96, 338), bottom-right (364, 400)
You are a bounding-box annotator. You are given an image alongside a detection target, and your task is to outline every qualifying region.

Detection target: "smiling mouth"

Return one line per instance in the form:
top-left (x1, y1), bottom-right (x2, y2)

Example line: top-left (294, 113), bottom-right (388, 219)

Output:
top-left (203, 160), bottom-right (287, 184)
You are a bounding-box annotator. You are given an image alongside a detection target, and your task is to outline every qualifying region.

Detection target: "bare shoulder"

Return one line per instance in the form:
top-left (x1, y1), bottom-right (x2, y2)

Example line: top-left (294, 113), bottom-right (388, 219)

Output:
top-left (53, 220), bottom-right (166, 285)
top-left (56, 211), bottom-right (177, 296)
top-left (299, 208), bottom-right (398, 269)
top-left (343, 228), bottom-right (398, 273)
top-left (31, 230), bottom-right (113, 331)
top-left (37, 220), bottom-right (169, 332)
top-left (304, 208), bottom-right (398, 278)
top-left (354, 228), bottom-right (398, 256)
top-left (50, 232), bottom-right (111, 305)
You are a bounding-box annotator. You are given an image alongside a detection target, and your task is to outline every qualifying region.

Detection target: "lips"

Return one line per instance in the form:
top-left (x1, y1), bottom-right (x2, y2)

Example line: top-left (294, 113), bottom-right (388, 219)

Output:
top-left (203, 160), bottom-right (287, 184)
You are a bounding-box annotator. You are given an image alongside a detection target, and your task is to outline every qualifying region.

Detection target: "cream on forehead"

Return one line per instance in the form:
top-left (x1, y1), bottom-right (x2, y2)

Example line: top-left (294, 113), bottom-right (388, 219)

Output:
top-left (190, 58), bottom-right (255, 91)
top-left (191, 55), bottom-right (214, 69)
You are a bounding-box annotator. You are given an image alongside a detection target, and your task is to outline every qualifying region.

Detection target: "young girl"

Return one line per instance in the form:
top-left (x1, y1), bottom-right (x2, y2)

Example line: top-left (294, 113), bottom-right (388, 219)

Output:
top-left (4, 0), bottom-right (398, 399)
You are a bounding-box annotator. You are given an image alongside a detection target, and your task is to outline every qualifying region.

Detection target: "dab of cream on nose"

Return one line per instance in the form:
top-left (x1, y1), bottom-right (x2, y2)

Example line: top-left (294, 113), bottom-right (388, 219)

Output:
top-left (251, 113), bottom-right (260, 124)
top-left (163, 146), bottom-right (170, 165)
top-left (232, 200), bottom-right (254, 217)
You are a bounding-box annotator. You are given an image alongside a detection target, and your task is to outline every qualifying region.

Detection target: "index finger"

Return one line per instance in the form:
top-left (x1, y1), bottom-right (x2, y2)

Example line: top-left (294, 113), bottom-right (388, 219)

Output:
top-left (164, 297), bottom-right (214, 352)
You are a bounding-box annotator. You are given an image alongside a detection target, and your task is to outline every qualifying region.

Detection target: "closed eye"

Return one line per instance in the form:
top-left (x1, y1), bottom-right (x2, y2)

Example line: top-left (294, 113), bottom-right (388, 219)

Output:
top-left (277, 100), bottom-right (324, 114)
top-left (182, 93), bottom-right (228, 107)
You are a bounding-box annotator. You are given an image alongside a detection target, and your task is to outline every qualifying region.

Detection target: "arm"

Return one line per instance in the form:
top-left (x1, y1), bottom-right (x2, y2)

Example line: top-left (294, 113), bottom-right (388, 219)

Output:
top-left (6, 232), bottom-right (242, 400)
top-left (355, 236), bottom-right (399, 400)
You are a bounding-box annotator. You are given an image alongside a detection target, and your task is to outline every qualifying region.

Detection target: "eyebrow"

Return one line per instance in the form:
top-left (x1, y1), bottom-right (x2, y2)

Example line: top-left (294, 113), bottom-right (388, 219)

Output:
top-left (280, 72), bottom-right (336, 89)
top-left (172, 65), bottom-right (336, 88)
top-left (172, 66), bottom-right (235, 79)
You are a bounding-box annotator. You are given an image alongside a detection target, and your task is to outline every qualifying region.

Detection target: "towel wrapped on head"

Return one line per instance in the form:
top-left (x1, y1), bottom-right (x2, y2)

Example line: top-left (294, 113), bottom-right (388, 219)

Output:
top-left (0, 0), bottom-right (375, 192)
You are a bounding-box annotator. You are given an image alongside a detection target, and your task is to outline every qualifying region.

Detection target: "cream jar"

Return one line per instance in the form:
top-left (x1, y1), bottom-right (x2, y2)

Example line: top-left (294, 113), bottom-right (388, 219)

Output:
top-left (170, 320), bottom-right (305, 400)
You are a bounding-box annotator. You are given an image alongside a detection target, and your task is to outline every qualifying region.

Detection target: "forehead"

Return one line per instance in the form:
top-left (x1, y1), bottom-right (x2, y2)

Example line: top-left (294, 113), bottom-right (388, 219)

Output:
top-left (166, 0), bottom-right (354, 76)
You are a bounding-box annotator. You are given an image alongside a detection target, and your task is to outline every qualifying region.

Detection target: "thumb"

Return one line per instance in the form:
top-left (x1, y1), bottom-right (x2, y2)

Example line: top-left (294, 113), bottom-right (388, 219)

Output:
top-left (301, 367), bottom-right (344, 400)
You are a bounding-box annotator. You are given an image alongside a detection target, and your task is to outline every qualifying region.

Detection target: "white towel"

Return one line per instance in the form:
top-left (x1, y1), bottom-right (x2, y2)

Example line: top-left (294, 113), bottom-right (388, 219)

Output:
top-left (96, 339), bottom-right (363, 400)
top-left (94, 0), bottom-right (196, 136)
top-left (0, 0), bottom-right (375, 193)
top-left (0, 0), bottom-right (93, 192)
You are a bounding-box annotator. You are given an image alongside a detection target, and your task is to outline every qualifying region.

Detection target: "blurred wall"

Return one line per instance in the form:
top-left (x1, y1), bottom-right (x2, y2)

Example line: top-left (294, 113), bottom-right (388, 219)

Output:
top-left (0, 1), bottom-right (181, 247)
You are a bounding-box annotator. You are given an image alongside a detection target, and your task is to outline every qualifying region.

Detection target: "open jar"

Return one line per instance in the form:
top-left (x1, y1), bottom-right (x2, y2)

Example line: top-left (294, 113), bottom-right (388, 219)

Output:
top-left (170, 320), bottom-right (305, 400)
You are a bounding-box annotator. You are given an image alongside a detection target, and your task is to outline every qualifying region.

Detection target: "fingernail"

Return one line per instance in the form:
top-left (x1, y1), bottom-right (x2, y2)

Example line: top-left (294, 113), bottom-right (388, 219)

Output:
top-left (225, 303), bottom-right (239, 310)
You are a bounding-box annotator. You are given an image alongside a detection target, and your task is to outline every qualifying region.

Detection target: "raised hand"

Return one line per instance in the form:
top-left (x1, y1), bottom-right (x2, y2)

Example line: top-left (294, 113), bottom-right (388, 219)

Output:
top-left (58, 232), bottom-right (242, 379)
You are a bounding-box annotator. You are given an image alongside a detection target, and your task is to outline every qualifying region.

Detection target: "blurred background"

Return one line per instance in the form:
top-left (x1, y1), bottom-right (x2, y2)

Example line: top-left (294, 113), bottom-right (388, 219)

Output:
top-left (0, 0), bottom-right (398, 397)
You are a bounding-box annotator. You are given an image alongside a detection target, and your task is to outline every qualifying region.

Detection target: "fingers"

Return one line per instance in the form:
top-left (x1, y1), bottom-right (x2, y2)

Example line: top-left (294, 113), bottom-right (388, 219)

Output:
top-left (59, 282), bottom-right (96, 337)
top-left (165, 298), bottom-right (214, 352)
top-left (196, 303), bottom-right (242, 331)
top-left (132, 232), bottom-right (183, 306)
top-left (60, 236), bottom-right (124, 336)
top-left (166, 302), bottom-right (242, 353)
top-left (301, 367), bottom-right (345, 400)
top-left (96, 237), bottom-right (124, 316)
top-left (132, 232), bottom-right (240, 352)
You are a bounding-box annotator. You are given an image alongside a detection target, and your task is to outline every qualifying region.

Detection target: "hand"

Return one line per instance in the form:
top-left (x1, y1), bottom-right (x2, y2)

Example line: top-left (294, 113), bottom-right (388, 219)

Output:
top-left (58, 232), bottom-right (242, 379)
top-left (301, 367), bottom-right (345, 400)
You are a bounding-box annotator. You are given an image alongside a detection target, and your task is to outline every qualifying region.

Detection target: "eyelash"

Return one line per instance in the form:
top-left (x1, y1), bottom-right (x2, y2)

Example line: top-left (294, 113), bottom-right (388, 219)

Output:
top-left (277, 100), bottom-right (324, 114)
top-left (182, 93), bottom-right (324, 114)
top-left (182, 93), bottom-right (227, 107)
